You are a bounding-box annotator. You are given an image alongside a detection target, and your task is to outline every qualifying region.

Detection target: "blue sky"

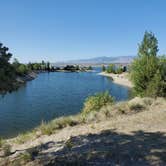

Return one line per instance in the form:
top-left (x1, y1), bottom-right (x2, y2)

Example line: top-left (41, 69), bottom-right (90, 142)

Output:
top-left (0, 0), bottom-right (166, 63)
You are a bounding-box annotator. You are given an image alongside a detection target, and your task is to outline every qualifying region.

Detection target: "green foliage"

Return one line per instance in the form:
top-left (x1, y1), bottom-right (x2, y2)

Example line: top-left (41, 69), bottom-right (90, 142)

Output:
top-left (116, 66), bottom-right (123, 74)
top-left (87, 66), bottom-right (93, 70)
top-left (39, 121), bottom-right (54, 135)
top-left (146, 68), bottom-right (166, 98)
top-left (106, 64), bottom-right (115, 73)
top-left (0, 43), bottom-right (17, 92)
top-left (102, 65), bottom-right (106, 72)
top-left (82, 91), bottom-right (114, 114)
top-left (12, 58), bottom-right (30, 75)
top-left (17, 64), bottom-right (28, 75)
top-left (130, 31), bottom-right (166, 97)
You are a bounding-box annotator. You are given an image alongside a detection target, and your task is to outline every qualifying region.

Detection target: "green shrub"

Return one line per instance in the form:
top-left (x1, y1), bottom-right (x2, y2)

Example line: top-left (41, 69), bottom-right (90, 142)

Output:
top-left (17, 64), bottom-right (28, 75)
top-left (116, 67), bottom-right (123, 74)
top-left (106, 64), bottom-right (115, 73)
top-left (82, 91), bottom-right (114, 114)
top-left (39, 121), bottom-right (55, 135)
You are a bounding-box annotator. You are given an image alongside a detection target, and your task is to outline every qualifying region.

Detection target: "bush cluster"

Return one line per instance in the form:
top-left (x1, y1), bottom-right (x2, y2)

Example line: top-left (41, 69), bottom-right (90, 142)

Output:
top-left (82, 91), bottom-right (114, 114)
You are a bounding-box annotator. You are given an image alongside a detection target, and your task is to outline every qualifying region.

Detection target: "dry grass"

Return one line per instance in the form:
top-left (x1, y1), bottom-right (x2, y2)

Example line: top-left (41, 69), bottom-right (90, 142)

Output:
top-left (0, 96), bottom-right (164, 161)
top-left (0, 97), bottom-right (166, 165)
top-left (8, 97), bottom-right (165, 146)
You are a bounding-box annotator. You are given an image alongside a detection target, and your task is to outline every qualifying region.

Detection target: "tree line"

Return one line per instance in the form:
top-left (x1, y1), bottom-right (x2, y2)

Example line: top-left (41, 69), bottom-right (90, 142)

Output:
top-left (102, 64), bottom-right (127, 74)
top-left (1, 31), bottom-right (166, 97)
top-left (0, 43), bottom-right (53, 93)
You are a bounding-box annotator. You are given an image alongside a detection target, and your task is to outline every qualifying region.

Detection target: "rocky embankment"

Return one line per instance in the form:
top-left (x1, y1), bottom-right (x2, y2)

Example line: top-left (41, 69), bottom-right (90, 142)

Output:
top-left (16, 72), bottom-right (38, 84)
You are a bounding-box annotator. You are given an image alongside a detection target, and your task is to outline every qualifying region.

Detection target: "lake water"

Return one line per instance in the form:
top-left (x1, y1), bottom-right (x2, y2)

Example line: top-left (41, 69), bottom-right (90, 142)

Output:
top-left (0, 69), bottom-right (130, 138)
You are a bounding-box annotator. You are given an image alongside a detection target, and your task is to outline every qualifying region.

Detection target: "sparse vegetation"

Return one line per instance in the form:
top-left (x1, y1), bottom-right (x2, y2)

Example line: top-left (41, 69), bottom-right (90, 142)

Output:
top-left (0, 97), bottom-right (165, 165)
top-left (0, 138), bottom-right (4, 148)
top-left (2, 144), bottom-right (11, 156)
top-left (38, 116), bottom-right (81, 136)
top-left (7, 96), bottom-right (164, 146)
top-left (12, 152), bottom-right (33, 165)
top-left (15, 131), bottom-right (36, 144)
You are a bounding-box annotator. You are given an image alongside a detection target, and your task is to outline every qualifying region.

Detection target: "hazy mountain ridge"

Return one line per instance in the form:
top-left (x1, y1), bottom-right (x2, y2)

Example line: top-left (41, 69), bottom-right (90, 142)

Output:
top-left (55, 56), bottom-right (135, 65)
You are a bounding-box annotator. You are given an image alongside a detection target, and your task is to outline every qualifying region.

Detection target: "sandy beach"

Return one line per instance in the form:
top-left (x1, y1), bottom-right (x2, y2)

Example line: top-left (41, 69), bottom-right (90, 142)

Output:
top-left (99, 72), bottom-right (133, 88)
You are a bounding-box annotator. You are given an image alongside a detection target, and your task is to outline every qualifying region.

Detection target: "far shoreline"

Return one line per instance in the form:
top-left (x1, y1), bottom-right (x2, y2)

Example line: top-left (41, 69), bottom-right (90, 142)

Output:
top-left (98, 72), bottom-right (133, 88)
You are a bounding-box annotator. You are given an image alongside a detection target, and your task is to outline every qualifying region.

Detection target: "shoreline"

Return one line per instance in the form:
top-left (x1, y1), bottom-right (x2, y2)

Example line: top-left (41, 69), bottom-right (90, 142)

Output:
top-left (98, 72), bottom-right (133, 88)
top-left (1, 97), bottom-right (166, 165)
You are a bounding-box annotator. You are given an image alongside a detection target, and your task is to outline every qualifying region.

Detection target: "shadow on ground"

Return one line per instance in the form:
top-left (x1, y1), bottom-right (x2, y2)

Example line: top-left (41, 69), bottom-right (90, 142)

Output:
top-left (24, 129), bottom-right (166, 166)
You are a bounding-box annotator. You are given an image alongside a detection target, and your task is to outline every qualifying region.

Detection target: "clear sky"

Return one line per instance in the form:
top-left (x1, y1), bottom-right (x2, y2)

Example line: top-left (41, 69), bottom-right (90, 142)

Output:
top-left (0, 0), bottom-right (166, 63)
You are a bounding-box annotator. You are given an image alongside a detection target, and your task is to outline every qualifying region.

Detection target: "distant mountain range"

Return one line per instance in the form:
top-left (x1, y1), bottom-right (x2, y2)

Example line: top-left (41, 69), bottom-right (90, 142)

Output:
top-left (54, 56), bottom-right (135, 65)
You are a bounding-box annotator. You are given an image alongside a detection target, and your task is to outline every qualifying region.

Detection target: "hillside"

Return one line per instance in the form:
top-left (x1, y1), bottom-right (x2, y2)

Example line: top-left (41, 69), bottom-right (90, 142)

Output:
top-left (0, 97), bottom-right (166, 166)
top-left (54, 56), bottom-right (135, 65)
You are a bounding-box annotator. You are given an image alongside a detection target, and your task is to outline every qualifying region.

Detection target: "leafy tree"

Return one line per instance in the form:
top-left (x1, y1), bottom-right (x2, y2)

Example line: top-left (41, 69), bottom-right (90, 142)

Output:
top-left (146, 55), bottom-right (166, 97)
top-left (0, 43), bottom-right (16, 92)
top-left (116, 66), bottom-right (123, 74)
top-left (130, 31), bottom-right (166, 97)
top-left (106, 64), bottom-right (115, 73)
top-left (12, 59), bottom-right (29, 75)
top-left (12, 58), bottom-right (20, 68)
top-left (17, 64), bottom-right (28, 75)
top-left (27, 62), bottom-right (33, 70)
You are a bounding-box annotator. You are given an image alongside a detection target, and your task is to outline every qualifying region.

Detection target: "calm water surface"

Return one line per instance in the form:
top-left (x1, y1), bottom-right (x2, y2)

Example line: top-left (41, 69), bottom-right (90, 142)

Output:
top-left (0, 69), bottom-right (130, 138)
